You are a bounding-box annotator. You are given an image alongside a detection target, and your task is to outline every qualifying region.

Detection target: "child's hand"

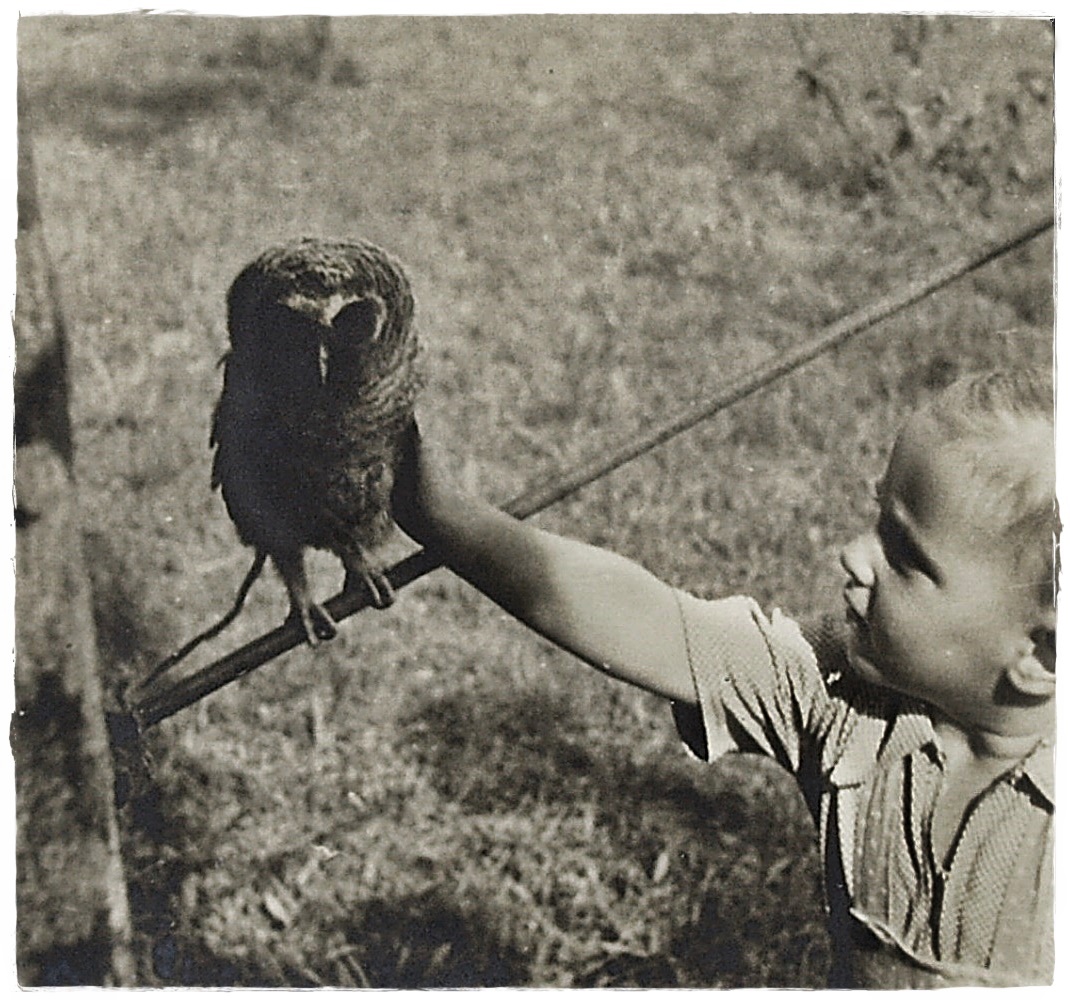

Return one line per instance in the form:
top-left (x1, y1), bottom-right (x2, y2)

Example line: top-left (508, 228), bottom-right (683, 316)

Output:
top-left (390, 414), bottom-right (447, 546)
top-left (389, 416), bottom-right (423, 541)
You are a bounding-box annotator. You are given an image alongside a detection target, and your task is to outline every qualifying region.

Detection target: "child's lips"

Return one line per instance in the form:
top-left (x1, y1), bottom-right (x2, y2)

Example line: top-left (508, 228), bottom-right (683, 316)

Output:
top-left (843, 590), bottom-right (876, 659)
top-left (843, 592), bottom-right (882, 678)
top-left (843, 586), bottom-right (869, 630)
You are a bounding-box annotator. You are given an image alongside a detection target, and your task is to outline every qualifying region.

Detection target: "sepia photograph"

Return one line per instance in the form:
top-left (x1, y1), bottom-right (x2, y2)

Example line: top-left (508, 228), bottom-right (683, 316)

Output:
top-left (13, 6), bottom-right (1057, 989)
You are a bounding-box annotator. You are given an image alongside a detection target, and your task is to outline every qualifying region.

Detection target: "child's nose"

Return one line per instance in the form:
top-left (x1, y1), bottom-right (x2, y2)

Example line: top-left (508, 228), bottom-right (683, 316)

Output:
top-left (840, 534), bottom-right (876, 588)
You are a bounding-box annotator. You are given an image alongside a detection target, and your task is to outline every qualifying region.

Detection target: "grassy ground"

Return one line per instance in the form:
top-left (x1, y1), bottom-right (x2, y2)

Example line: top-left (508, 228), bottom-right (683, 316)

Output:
top-left (17, 13), bottom-right (1054, 987)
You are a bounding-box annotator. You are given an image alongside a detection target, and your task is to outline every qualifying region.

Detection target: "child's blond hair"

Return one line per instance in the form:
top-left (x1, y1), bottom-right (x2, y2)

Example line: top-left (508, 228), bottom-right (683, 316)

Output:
top-left (919, 367), bottom-right (1057, 600)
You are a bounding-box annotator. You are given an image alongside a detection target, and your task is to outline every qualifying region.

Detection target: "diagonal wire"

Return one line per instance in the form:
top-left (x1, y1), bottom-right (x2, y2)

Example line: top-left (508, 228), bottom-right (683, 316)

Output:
top-left (130, 213), bottom-right (1053, 732)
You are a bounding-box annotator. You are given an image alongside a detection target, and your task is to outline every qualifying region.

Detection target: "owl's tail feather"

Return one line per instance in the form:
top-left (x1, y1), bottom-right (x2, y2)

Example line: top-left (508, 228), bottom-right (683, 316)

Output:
top-left (139, 550), bottom-right (268, 687)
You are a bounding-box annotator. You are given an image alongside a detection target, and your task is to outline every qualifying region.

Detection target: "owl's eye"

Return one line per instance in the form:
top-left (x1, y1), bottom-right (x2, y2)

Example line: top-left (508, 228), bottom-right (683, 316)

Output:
top-left (254, 302), bottom-right (320, 345)
top-left (332, 299), bottom-right (380, 340)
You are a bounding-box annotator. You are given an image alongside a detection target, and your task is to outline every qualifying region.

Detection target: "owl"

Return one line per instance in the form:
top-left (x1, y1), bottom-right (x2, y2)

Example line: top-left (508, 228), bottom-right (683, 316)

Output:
top-left (209, 237), bottom-right (421, 646)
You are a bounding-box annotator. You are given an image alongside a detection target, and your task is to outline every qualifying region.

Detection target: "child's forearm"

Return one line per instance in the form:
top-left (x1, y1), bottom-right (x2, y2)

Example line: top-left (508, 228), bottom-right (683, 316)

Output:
top-left (395, 440), bottom-right (696, 703)
top-left (402, 472), bottom-right (558, 620)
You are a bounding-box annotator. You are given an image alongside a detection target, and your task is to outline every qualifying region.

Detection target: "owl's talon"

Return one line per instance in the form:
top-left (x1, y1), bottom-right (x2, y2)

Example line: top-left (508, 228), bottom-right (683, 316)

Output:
top-left (345, 569), bottom-right (395, 610)
top-left (288, 603), bottom-right (338, 645)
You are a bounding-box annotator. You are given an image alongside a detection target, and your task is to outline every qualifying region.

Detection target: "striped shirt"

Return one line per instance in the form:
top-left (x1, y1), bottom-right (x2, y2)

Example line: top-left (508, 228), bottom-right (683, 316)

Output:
top-left (670, 592), bottom-right (1054, 988)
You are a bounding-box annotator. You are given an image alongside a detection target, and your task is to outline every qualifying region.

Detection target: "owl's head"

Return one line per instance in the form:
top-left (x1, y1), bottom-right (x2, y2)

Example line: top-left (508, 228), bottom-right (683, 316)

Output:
top-left (226, 238), bottom-right (415, 381)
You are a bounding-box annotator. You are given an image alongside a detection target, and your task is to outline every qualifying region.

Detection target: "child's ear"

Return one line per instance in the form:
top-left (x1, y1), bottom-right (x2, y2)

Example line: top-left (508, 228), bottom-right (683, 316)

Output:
top-left (1005, 614), bottom-right (1056, 699)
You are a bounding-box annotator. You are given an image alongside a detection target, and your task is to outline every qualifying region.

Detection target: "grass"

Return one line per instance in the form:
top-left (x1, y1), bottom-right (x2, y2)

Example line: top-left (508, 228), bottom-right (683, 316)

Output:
top-left (17, 12), bottom-right (1054, 987)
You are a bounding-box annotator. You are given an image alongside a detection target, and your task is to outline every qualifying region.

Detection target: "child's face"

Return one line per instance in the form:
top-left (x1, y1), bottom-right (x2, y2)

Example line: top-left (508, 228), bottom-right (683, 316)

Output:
top-left (839, 417), bottom-right (1045, 725)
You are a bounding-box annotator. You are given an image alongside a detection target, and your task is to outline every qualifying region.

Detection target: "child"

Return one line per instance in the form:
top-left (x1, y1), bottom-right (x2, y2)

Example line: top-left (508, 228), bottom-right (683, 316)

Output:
top-left (391, 368), bottom-right (1056, 988)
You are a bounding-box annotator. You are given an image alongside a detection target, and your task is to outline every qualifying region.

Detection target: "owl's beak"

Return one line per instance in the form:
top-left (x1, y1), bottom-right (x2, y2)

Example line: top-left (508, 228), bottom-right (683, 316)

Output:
top-left (318, 340), bottom-right (330, 384)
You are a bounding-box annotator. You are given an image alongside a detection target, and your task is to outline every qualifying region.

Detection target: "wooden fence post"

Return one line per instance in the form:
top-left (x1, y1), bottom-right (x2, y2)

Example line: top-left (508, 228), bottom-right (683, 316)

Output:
top-left (13, 103), bottom-right (136, 986)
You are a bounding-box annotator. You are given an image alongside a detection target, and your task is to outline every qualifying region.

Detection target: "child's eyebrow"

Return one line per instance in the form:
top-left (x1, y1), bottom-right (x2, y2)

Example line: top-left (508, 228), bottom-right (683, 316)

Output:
top-left (878, 503), bottom-right (942, 582)
top-left (871, 476), bottom-right (943, 579)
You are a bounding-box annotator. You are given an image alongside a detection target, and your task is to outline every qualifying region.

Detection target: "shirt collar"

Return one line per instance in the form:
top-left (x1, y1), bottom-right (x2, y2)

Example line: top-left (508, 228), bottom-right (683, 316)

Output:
top-left (1014, 736), bottom-right (1054, 806)
top-left (827, 692), bottom-right (1054, 808)
top-left (924, 724), bottom-right (1054, 808)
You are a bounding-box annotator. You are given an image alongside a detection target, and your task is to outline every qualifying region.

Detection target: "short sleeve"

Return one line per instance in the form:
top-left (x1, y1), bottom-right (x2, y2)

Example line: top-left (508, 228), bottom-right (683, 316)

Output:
top-left (671, 590), bottom-right (837, 777)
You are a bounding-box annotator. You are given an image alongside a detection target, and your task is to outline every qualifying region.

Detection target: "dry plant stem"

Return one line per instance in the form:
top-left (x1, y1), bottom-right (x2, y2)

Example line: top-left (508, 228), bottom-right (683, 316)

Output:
top-left (140, 550), bottom-right (268, 685)
top-left (788, 19), bottom-right (916, 204)
top-left (131, 212), bottom-right (1053, 732)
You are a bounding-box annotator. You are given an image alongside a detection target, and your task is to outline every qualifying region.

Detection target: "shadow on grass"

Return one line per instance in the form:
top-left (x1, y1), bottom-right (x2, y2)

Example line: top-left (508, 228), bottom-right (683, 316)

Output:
top-left (402, 685), bottom-right (599, 812)
top-left (111, 727), bottom-right (212, 984)
top-left (121, 747), bottom-right (532, 986)
top-left (23, 21), bottom-right (366, 153)
top-left (113, 732), bottom-right (312, 987)
top-left (27, 75), bottom-right (267, 151)
top-left (401, 684), bottom-right (830, 988)
top-left (402, 685), bottom-right (803, 835)
top-left (334, 891), bottom-right (530, 988)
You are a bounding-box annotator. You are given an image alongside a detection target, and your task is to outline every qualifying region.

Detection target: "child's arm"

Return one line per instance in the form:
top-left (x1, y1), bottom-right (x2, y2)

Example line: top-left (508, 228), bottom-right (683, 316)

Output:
top-left (392, 421), bottom-right (696, 704)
